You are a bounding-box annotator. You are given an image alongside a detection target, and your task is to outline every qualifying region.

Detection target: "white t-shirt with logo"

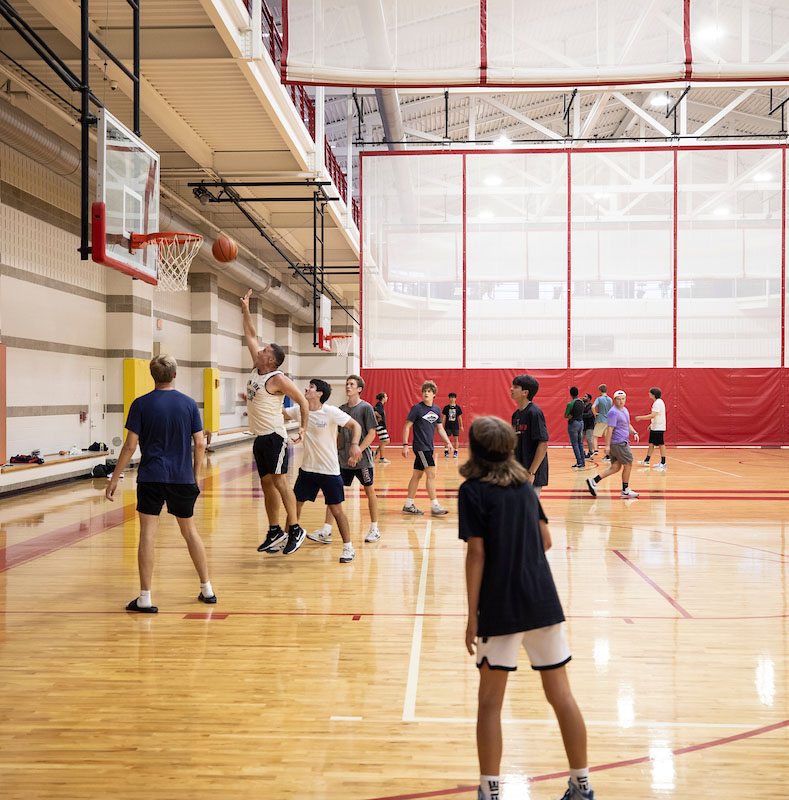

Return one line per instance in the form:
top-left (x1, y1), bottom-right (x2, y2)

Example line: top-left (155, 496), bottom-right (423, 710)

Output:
top-left (650, 398), bottom-right (666, 431)
top-left (287, 404), bottom-right (351, 475)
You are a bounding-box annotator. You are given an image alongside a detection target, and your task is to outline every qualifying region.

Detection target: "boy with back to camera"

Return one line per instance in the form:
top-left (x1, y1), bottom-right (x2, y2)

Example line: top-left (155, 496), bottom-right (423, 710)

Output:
top-left (402, 380), bottom-right (453, 516)
top-left (460, 416), bottom-right (595, 800)
top-left (105, 354), bottom-right (216, 612)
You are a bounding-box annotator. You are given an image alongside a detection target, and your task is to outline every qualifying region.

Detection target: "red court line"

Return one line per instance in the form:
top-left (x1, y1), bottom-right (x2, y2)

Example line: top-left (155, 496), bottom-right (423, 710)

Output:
top-left (361, 719), bottom-right (789, 800)
top-left (0, 463), bottom-right (255, 573)
top-left (613, 550), bottom-right (692, 618)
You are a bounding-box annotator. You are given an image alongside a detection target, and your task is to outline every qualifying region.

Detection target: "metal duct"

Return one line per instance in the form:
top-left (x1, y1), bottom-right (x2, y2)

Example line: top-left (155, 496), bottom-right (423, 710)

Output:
top-left (0, 96), bottom-right (311, 321)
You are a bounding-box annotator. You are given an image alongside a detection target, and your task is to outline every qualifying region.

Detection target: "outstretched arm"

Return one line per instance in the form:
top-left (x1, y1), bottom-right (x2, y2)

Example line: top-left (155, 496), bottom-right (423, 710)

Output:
top-left (239, 290), bottom-right (260, 363)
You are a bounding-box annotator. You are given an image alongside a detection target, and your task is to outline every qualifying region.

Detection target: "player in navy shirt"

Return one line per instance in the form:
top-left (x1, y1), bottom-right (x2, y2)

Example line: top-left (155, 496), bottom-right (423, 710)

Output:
top-left (460, 416), bottom-right (594, 800)
top-left (401, 380), bottom-right (453, 516)
top-left (105, 354), bottom-right (216, 613)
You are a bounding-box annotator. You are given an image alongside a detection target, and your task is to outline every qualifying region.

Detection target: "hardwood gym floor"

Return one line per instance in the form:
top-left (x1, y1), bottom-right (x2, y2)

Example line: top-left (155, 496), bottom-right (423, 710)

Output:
top-left (0, 444), bottom-right (787, 799)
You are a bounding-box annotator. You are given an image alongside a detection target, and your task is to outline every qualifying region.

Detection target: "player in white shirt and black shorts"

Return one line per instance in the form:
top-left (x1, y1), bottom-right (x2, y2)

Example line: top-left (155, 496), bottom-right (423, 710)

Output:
top-left (285, 379), bottom-right (362, 564)
top-left (636, 387), bottom-right (667, 471)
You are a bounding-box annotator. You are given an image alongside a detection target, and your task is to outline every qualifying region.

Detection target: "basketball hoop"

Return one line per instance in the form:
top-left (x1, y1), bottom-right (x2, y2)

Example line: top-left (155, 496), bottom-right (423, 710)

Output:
top-left (325, 334), bottom-right (352, 357)
top-left (129, 231), bottom-right (203, 291)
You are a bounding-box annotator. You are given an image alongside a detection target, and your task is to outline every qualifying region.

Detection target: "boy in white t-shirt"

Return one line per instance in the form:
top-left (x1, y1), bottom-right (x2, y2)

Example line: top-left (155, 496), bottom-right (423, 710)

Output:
top-left (285, 379), bottom-right (362, 563)
top-left (636, 387), bottom-right (667, 470)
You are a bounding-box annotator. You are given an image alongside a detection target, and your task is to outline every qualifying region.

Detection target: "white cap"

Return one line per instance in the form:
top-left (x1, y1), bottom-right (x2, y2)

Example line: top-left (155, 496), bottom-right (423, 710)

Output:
top-left (613, 390), bottom-right (626, 398)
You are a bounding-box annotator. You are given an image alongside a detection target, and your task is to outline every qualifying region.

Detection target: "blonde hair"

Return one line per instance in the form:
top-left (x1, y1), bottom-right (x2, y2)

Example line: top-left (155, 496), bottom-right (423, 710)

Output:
top-left (421, 380), bottom-right (437, 394)
top-left (150, 354), bottom-right (177, 383)
top-left (459, 416), bottom-right (528, 487)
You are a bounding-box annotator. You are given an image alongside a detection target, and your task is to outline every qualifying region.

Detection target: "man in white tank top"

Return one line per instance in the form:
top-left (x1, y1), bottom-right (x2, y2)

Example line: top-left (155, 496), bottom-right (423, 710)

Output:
top-left (241, 290), bottom-right (310, 555)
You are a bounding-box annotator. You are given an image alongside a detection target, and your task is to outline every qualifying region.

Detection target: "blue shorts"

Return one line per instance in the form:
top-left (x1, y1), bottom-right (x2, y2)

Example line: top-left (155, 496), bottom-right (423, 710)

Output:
top-left (341, 466), bottom-right (374, 487)
top-left (293, 469), bottom-right (345, 505)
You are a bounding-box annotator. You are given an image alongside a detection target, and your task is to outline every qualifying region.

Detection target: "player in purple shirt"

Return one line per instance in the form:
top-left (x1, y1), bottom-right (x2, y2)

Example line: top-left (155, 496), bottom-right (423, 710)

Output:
top-left (586, 390), bottom-right (640, 499)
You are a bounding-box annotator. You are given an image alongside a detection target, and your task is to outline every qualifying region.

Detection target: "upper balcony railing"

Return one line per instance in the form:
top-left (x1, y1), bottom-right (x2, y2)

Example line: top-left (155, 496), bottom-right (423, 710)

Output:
top-left (244, 0), bottom-right (358, 225)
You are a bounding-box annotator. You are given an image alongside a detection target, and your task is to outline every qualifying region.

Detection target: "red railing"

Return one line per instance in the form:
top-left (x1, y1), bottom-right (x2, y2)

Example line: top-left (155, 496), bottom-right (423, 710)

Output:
top-left (244, 0), bottom-right (315, 139)
top-left (352, 198), bottom-right (360, 229)
top-left (325, 139), bottom-right (347, 203)
top-left (244, 0), bottom-right (359, 221)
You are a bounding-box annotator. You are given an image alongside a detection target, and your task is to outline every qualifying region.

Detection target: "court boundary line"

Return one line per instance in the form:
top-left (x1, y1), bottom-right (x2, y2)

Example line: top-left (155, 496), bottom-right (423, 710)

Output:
top-left (670, 456), bottom-right (743, 478)
top-left (403, 519), bottom-right (432, 722)
top-left (613, 550), bottom-right (692, 618)
top-left (360, 719), bottom-right (789, 800)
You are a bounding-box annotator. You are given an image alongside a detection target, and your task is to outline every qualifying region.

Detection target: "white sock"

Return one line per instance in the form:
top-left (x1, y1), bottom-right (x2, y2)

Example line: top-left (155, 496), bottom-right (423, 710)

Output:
top-left (138, 590), bottom-right (152, 608)
top-left (406, 497), bottom-right (416, 507)
top-left (200, 581), bottom-right (214, 599)
top-left (369, 521), bottom-right (379, 531)
top-left (479, 775), bottom-right (500, 800)
top-left (570, 768), bottom-right (590, 793)
top-left (431, 498), bottom-right (442, 508)
top-left (320, 523), bottom-right (332, 534)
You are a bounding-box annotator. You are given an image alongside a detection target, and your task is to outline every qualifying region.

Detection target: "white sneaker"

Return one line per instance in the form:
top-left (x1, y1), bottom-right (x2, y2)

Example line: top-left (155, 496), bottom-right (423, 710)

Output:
top-left (620, 487), bottom-right (639, 498)
top-left (364, 527), bottom-right (381, 543)
top-left (307, 528), bottom-right (332, 544)
top-left (638, 459), bottom-right (651, 466)
top-left (431, 504), bottom-right (449, 516)
top-left (339, 544), bottom-right (355, 563)
top-left (652, 463), bottom-right (667, 471)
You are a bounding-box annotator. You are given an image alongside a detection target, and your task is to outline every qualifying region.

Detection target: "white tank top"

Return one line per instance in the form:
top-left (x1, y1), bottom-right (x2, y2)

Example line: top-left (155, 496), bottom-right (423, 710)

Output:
top-left (247, 369), bottom-right (287, 437)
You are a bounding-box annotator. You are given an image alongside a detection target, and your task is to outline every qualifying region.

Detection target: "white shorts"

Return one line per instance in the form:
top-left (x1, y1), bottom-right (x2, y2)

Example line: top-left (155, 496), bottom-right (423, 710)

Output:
top-left (476, 623), bottom-right (571, 671)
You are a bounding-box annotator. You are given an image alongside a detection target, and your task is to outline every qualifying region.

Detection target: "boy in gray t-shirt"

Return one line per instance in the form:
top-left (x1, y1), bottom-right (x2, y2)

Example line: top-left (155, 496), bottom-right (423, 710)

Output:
top-left (308, 374), bottom-right (382, 544)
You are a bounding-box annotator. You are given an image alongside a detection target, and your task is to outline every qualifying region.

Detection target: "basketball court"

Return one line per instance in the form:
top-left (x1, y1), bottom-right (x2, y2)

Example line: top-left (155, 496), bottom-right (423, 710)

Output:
top-left (0, 1), bottom-right (787, 798)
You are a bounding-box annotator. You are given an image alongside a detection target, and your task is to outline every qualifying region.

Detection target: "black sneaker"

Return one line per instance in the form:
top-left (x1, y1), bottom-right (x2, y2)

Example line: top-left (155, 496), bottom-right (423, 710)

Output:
top-left (257, 527), bottom-right (287, 553)
top-left (282, 525), bottom-right (306, 555)
top-left (198, 592), bottom-right (217, 604)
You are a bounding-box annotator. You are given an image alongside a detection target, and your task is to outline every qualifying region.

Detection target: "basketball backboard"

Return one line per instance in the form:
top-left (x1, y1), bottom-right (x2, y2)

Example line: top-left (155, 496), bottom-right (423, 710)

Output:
top-left (92, 109), bottom-right (160, 285)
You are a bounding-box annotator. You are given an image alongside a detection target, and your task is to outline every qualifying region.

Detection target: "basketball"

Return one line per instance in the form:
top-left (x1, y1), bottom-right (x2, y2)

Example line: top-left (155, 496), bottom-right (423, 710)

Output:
top-left (212, 236), bottom-right (238, 263)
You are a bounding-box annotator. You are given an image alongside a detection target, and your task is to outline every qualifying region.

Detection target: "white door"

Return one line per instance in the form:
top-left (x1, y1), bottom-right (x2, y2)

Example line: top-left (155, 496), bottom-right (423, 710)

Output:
top-left (89, 368), bottom-right (106, 447)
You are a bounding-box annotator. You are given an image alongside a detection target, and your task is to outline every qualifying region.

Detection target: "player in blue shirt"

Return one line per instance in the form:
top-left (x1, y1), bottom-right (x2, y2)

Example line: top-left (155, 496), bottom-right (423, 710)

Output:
top-left (105, 354), bottom-right (215, 612)
top-left (401, 380), bottom-right (453, 516)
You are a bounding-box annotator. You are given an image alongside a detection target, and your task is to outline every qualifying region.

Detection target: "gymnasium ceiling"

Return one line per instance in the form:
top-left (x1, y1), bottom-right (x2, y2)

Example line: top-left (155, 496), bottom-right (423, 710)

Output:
top-left (1, 0), bottom-right (788, 314)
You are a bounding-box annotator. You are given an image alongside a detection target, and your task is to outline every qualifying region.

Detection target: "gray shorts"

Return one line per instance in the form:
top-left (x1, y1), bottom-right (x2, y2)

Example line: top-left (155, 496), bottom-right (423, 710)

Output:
top-left (609, 441), bottom-right (634, 464)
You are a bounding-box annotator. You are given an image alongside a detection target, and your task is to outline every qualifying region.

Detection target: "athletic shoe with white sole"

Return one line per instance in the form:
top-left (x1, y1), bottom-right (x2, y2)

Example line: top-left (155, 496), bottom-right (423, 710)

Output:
top-left (555, 779), bottom-right (595, 800)
top-left (307, 528), bottom-right (332, 544)
top-left (620, 487), bottom-right (639, 498)
top-left (652, 463), bottom-right (667, 471)
top-left (586, 477), bottom-right (598, 497)
top-left (282, 525), bottom-right (307, 555)
top-left (339, 543), bottom-right (355, 563)
top-left (402, 504), bottom-right (424, 515)
top-left (257, 527), bottom-right (287, 553)
top-left (638, 459), bottom-right (651, 466)
top-left (364, 528), bottom-right (381, 543)
top-left (431, 505), bottom-right (449, 516)
top-left (379, 458), bottom-right (391, 464)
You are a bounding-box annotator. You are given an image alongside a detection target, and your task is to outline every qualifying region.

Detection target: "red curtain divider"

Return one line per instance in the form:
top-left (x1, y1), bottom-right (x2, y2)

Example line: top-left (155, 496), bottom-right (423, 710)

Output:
top-left (361, 367), bottom-right (789, 447)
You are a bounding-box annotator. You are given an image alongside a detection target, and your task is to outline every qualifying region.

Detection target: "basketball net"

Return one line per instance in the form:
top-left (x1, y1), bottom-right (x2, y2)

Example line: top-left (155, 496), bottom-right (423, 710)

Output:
top-left (328, 334), bottom-right (351, 357)
top-left (155, 234), bottom-right (204, 291)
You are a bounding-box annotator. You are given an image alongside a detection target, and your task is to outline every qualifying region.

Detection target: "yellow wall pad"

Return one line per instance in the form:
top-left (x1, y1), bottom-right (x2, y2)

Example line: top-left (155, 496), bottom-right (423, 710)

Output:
top-left (123, 358), bottom-right (154, 427)
top-left (203, 368), bottom-right (220, 433)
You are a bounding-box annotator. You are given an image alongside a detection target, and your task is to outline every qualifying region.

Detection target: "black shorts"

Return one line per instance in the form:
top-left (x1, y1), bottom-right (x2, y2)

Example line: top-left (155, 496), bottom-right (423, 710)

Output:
top-left (341, 466), bottom-right (374, 487)
top-left (444, 424), bottom-right (460, 436)
top-left (414, 450), bottom-right (435, 470)
top-left (253, 433), bottom-right (289, 476)
top-left (294, 469), bottom-right (345, 505)
top-left (649, 430), bottom-right (665, 446)
top-left (137, 482), bottom-right (200, 518)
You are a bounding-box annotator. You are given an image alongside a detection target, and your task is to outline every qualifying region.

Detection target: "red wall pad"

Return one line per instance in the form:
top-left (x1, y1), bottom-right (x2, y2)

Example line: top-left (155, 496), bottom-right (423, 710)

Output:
top-left (360, 368), bottom-right (789, 447)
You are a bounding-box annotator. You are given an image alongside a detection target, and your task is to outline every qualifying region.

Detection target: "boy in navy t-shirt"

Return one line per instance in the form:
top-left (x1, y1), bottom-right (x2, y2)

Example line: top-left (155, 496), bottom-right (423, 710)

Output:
top-left (105, 354), bottom-right (216, 613)
top-left (401, 380), bottom-right (453, 516)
